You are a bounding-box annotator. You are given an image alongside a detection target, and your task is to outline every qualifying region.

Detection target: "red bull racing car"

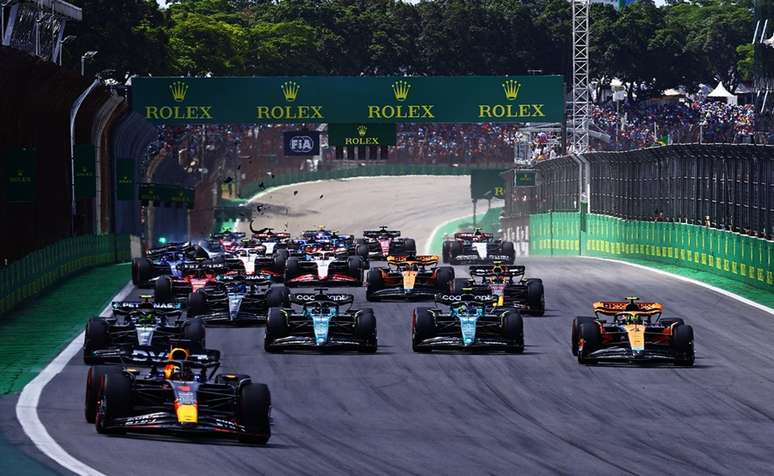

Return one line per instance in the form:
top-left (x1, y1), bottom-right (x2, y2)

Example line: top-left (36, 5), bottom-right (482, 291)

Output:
top-left (366, 255), bottom-right (454, 301)
top-left (454, 264), bottom-right (544, 315)
top-left (357, 226), bottom-right (417, 260)
top-left (572, 297), bottom-right (695, 366)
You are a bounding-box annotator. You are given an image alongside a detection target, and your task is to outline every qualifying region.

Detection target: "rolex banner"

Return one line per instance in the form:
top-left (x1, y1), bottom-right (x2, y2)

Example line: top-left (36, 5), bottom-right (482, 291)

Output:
top-left (328, 123), bottom-right (396, 146)
top-left (74, 144), bottom-right (96, 199)
top-left (132, 75), bottom-right (564, 124)
top-left (5, 147), bottom-right (36, 203)
top-left (116, 159), bottom-right (135, 200)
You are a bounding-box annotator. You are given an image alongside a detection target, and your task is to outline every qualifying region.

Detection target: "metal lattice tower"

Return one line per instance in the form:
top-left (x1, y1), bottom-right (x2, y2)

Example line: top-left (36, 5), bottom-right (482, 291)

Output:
top-left (571, 0), bottom-right (590, 154)
top-left (1, 0), bottom-right (81, 62)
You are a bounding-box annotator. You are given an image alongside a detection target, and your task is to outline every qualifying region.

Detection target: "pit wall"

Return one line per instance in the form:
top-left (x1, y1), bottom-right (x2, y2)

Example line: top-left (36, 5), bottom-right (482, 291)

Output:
top-left (529, 212), bottom-right (774, 292)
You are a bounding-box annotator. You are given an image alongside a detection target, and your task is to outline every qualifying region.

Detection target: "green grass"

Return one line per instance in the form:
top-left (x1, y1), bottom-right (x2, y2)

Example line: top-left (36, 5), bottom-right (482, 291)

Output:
top-left (427, 207), bottom-right (503, 255)
top-left (0, 263), bottom-right (130, 394)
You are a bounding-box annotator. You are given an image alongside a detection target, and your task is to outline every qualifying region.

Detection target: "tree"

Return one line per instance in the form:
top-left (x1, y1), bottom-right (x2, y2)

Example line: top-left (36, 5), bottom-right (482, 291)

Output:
top-left (168, 11), bottom-right (248, 75)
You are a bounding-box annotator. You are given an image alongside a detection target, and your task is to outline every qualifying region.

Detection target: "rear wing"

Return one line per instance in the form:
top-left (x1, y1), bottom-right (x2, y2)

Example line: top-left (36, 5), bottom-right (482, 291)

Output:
top-left (177, 261), bottom-right (228, 273)
top-left (593, 301), bottom-right (663, 317)
top-left (289, 292), bottom-right (355, 306)
top-left (387, 255), bottom-right (439, 266)
top-left (218, 274), bottom-right (272, 285)
top-left (435, 293), bottom-right (499, 306)
top-left (363, 228), bottom-right (401, 238)
top-left (469, 264), bottom-right (525, 277)
top-left (454, 231), bottom-right (493, 241)
top-left (112, 301), bottom-right (182, 312)
top-left (146, 242), bottom-right (189, 256)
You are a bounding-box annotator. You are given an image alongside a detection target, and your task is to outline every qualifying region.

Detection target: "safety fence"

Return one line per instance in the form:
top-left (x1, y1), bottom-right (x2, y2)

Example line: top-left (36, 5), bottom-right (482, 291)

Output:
top-left (239, 163), bottom-right (488, 199)
top-left (530, 212), bottom-right (774, 292)
top-left (534, 144), bottom-right (774, 238)
top-left (0, 235), bottom-right (131, 315)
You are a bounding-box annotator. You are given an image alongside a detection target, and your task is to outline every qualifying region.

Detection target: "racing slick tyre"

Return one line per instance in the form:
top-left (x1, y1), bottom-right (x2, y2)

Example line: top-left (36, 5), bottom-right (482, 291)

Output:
top-left (85, 366), bottom-right (122, 423)
top-left (356, 244), bottom-right (370, 261)
top-left (434, 266), bottom-right (455, 292)
top-left (401, 238), bottom-right (417, 256)
top-left (452, 278), bottom-right (470, 294)
top-left (450, 241), bottom-right (463, 261)
top-left (154, 275), bottom-right (174, 303)
top-left (187, 290), bottom-right (207, 317)
top-left (267, 285), bottom-right (290, 307)
top-left (183, 318), bottom-right (206, 352)
top-left (284, 258), bottom-right (300, 282)
top-left (132, 257), bottom-right (153, 287)
top-left (95, 372), bottom-right (132, 434)
top-left (672, 324), bottom-right (695, 367)
top-left (502, 309), bottom-right (524, 353)
top-left (501, 241), bottom-right (516, 264)
top-left (348, 256), bottom-right (365, 285)
top-left (83, 318), bottom-right (109, 364)
top-left (412, 307), bottom-right (436, 353)
top-left (356, 308), bottom-right (378, 353)
top-left (442, 241), bottom-right (452, 263)
top-left (273, 249), bottom-right (289, 275)
top-left (366, 269), bottom-right (384, 300)
top-left (525, 278), bottom-right (545, 316)
top-left (264, 308), bottom-right (287, 353)
top-left (571, 316), bottom-right (595, 356)
top-left (578, 322), bottom-right (601, 365)
top-left (237, 383), bottom-right (271, 444)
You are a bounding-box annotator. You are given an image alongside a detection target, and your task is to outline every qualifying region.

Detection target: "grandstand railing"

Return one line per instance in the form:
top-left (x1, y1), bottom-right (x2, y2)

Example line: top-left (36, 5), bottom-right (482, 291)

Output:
top-left (0, 235), bottom-right (131, 315)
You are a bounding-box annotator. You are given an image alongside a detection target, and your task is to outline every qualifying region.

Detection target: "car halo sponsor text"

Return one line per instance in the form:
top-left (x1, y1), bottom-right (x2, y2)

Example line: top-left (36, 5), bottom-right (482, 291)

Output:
top-left (367, 80), bottom-right (435, 119)
top-left (256, 81), bottom-right (325, 120)
top-left (145, 81), bottom-right (214, 120)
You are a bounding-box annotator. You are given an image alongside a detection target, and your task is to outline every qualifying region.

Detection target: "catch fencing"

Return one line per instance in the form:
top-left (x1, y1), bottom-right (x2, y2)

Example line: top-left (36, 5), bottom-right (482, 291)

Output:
top-left (534, 144), bottom-right (774, 239)
top-left (0, 235), bottom-right (131, 315)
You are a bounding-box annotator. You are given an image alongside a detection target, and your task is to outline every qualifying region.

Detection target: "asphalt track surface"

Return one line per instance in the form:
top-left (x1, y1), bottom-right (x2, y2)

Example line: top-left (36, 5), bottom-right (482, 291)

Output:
top-left (25, 177), bottom-right (774, 475)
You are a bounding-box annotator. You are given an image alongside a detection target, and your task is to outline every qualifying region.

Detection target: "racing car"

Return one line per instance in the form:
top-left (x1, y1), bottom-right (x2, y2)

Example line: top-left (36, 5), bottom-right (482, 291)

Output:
top-left (209, 231), bottom-right (246, 253)
top-left (154, 261), bottom-right (241, 303)
top-left (85, 347), bottom-right (271, 444)
top-left (264, 290), bottom-right (376, 353)
top-left (249, 221), bottom-right (292, 255)
top-left (357, 226), bottom-right (416, 260)
top-left (571, 297), bottom-right (694, 366)
top-left (83, 296), bottom-right (205, 364)
top-left (366, 255), bottom-right (454, 301)
top-left (411, 293), bottom-right (524, 353)
top-left (284, 247), bottom-right (365, 286)
top-left (231, 246), bottom-right (288, 279)
top-left (453, 264), bottom-right (544, 315)
top-left (294, 227), bottom-right (369, 261)
top-left (187, 274), bottom-right (290, 326)
top-left (442, 229), bottom-right (515, 264)
top-left (131, 242), bottom-right (210, 288)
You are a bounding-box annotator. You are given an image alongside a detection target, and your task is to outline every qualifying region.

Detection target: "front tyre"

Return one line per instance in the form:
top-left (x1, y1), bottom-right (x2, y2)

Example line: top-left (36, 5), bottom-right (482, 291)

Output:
top-left (264, 308), bottom-right (287, 353)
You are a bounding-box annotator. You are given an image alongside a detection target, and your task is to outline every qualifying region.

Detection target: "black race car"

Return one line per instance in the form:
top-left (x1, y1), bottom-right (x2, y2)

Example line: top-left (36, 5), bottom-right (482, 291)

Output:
top-left (411, 293), bottom-right (524, 353)
top-left (85, 347), bottom-right (271, 444)
top-left (572, 298), bottom-right (694, 366)
top-left (131, 242), bottom-right (210, 288)
top-left (366, 255), bottom-right (454, 301)
top-left (83, 297), bottom-right (205, 364)
top-left (442, 229), bottom-right (515, 264)
top-left (264, 290), bottom-right (377, 353)
top-left (357, 226), bottom-right (417, 260)
top-left (187, 274), bottom-right (290, 326)
top-left (454, 264), bottom-right (544, 316)
top-left (154, 261), bottom-right (244, 303)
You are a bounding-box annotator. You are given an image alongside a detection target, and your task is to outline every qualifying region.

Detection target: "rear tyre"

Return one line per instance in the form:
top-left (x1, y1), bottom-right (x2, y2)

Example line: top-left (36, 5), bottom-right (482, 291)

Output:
top-left (365, 269), bottom-right (384, 300)
top-left (154, 275), bottom-right (174, 303)
top-left (452, 278), bottom-right (471, 294)
top-left (412, 307), bottom-right (436, 353)
top-left (356, 309), bottom-right (378, 353)
top-left (267, 285), bottom-right (289, 307)
top-left (526, 279), bottom-right (545, 316)
top-left (347, 256), bottom-right (364, 285)
top-left (502, 309), bottom-right (524, 353)
top-left (183, 318), bottom-right (206, 352)
top-left (402, 238), bottom-right (417, 256)
top-left (284, 258), bottom-right (300, 283)
top-left (434, 266), bottom-right (455, 292)
top-left (187, 290), bottom-right (207, 317)
top-left (571, 316), bottom-right (594, 356)
top-left (273, 251), bottom-right (288, 275)
top-left (450, 241), bottom-right (463, 261)
top-left (501, 241), bottom-right (515, 264)
top-left (83, 318), bottom-right (109, 364)
top-left (132, 258), bottom-right (153, 286)
top-left (237, 383), bottom-right (271, 444)
top-left (264, 308), bottom-right (287, 353)
top-left (578, 322), bottom-right (601, 365)
top-left (356, 244), bottom-right (369, 260)
top-left (442, 241), bottom-right (452, 263)
top-left (672, 324), bottom-right (695, 367)
top-left (85, 366), bottom-right (121, 423)
top-left (95, 372), bottom-right (132, 434)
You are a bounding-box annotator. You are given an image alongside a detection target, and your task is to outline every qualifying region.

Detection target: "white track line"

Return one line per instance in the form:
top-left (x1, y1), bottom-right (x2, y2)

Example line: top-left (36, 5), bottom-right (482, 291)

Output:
top-left (422, 214), bottom-right (473, 255)
top-left (16, 280), bottom-right (134, 476)
top-left (577, 256), bottom-right (774, 316)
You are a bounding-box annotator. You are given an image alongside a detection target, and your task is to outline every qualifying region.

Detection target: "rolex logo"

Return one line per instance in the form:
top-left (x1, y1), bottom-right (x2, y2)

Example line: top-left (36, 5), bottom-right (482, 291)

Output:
top-left (357, 125), bottom-right (367, 137)
top-left (502, 79), bottom-right (521, 101)
top-left (169, 81), bottom-right (189, 102)
top-left (17, 169), bottom-right (23, 176)
top-left (281, 81), bottom-right (300, 102)
top-left (392, 80), bottom-right (410, 102)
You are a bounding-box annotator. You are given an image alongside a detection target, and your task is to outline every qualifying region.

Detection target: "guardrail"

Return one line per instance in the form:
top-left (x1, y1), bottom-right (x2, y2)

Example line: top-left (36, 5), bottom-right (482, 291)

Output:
top-left (239, 163), bottom-right (488, 199)
top-left (530, 212), bottom-right (774, 292)
top-left (0, 235), bottom-right (131, 315)
top-left (533, 144), bottom-right (774, 238)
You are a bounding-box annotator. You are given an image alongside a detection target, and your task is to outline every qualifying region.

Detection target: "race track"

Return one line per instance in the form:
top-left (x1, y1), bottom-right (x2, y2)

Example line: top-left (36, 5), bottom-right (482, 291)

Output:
top-left (25, 177), bottom-right (774, 475)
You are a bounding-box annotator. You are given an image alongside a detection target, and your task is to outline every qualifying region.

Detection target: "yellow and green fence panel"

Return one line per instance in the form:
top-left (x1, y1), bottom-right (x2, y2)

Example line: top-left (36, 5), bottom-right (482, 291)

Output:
top-left (0, 235), bottom-right (131, 315)
top-left (529, 212), bottom-right (774, 292)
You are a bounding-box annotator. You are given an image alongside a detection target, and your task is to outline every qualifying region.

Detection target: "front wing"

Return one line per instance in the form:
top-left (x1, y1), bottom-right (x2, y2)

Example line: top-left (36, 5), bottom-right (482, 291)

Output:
top-left (102, 411), bottom-right (267, 440)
